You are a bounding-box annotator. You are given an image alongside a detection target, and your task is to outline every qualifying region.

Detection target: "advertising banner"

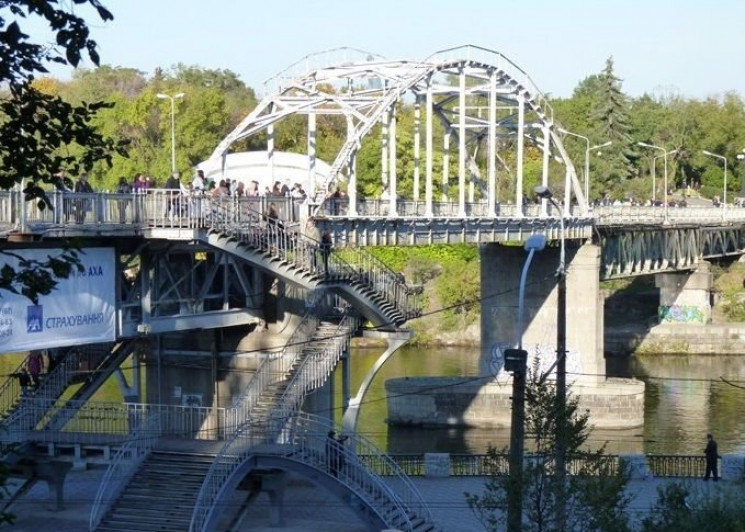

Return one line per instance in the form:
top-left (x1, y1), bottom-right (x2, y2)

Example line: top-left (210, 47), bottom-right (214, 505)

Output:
top-left (0, 247), bottom-right (116, 353)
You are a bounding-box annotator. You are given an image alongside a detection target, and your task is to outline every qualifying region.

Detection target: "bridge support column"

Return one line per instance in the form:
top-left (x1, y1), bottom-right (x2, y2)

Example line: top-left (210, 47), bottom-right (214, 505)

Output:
top-left (655, 262), bottom-right (712, 324)
top-left (479, 241), bottom-right (604, 383)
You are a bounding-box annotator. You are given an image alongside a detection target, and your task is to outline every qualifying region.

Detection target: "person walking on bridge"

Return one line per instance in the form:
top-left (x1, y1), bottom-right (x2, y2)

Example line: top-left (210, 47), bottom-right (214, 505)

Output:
top-left (704, 433), bottom-right (719, 481)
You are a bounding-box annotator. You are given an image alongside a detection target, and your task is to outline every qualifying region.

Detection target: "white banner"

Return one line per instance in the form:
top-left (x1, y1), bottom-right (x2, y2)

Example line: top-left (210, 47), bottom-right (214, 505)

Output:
top-left (0, 247), bottom-right (116, 353)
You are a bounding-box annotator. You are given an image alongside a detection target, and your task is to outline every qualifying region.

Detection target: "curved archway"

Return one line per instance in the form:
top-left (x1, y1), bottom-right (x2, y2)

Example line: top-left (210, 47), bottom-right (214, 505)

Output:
top-left (205, 45), bottom-right (586, 217)
top-left (197, 453), bottom-right (389, 532)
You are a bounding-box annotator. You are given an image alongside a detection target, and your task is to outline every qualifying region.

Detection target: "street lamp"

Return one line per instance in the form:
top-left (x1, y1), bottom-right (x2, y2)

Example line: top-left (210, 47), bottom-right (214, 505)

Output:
top-left (558, 128), bottom-right (612, 203)
top-left (533, 184), bottom-right (567, 529)
top-left (506, 232), bottom-right (546, 532)
top-left (157, 92), bottom-right (185, 173)
top-left (702, 150), bottom-right (728, 220)
top-left (638, 142), bottom-right (674, 223)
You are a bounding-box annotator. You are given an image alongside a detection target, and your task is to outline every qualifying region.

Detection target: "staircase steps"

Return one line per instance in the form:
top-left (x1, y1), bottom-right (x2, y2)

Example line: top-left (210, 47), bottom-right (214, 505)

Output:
top-left (95, 451), bottom-right (215, 532)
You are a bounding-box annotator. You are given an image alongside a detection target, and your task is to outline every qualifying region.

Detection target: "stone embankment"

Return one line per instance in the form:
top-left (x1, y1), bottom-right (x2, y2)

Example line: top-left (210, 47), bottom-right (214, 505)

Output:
top-left (606, 322), bottom-right (745, 355)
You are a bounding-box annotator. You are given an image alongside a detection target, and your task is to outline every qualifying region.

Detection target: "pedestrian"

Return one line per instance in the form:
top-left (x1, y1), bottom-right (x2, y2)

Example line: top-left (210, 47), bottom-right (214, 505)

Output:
top-left (115, 176), bottom-right (132, 223)
top-left (27, 350), bottom-right (43, 388)
top-left (16, 368), bottom-right (31, 394)
top-left (164, 171), bottom-right (182, 218)
top-left (326, 430), bottom-right (346, 477)
top-left (320, 230), bottom-right (332, 278)
top-left (73, 173), bottom-right (94, 223)
top-left (704, 433), bottom-right (719, 481)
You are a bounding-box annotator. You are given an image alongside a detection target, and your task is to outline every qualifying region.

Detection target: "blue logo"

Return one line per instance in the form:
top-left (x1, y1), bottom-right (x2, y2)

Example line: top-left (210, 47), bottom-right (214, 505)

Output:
top-left (27, 305), bottom-right (43, 333)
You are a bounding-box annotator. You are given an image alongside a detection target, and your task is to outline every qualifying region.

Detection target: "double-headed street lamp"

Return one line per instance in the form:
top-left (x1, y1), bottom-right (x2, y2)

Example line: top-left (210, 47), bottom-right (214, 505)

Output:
top-left (702, 150), bottom-right (728, 220)
top-left (638, 142), bottom-right (675, 223)
top-left (558, 128), bottom-right (611, 204)
top-left (157, 92), bottom-right (185, 173)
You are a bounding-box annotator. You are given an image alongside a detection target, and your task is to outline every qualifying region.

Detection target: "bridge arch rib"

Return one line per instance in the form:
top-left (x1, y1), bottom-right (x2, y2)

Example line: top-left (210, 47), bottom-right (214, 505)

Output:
top-left (204, 44), bottom-right (586, 216)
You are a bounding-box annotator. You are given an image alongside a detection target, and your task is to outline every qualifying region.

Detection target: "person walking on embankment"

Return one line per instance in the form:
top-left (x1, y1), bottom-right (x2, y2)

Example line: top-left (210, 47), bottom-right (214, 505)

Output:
top-left (704, 433), bottom-right (719, 481)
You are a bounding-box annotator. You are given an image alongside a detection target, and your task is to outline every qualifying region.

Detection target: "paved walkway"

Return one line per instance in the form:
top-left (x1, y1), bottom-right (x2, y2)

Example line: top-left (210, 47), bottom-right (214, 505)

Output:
top-left (5, 469), bottom-right (742, 531)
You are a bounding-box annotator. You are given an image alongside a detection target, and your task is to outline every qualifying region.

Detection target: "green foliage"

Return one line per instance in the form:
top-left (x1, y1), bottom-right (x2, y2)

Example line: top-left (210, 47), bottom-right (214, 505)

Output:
top-left (0, 1), bottom-right (123, 304)
top-left (465, 362), bottom-right (631, 531)
top-left (642, 482), bottom-right (745, 531)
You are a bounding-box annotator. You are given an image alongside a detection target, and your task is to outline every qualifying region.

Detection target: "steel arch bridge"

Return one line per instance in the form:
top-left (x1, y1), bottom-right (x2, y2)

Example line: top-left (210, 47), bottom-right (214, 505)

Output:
top-left (204, 45), bottom-right (587, 217)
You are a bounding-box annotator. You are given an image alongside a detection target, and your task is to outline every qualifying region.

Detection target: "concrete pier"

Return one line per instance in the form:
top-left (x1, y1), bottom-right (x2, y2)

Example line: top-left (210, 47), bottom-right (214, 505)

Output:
top-left (387, 241), bottom-right (645, 430)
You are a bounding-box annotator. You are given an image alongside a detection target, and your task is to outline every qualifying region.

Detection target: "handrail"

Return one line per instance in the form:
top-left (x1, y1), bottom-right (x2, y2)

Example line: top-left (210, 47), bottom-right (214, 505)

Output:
top-left (89, 411), bottom-right (161, 531)
top-left (1, 398), bottom-right (226, 443)
top-left (191, 412), bottom-right (432, 532)
top-left (1, 190), bottom-right (744, 231)
top-left (230, 300), bottom-right (324, 422)
top-left (207, 198), bottom-right (420, 323)
top-left (274, 311), bottom-right (358, 418)
top-left (0, 354), bottom-right (30, 418)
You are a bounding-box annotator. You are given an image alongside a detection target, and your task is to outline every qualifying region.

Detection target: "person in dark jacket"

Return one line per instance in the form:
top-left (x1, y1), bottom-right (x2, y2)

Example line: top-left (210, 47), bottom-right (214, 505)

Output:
top-left (704, 433), bottom-right (719, 481)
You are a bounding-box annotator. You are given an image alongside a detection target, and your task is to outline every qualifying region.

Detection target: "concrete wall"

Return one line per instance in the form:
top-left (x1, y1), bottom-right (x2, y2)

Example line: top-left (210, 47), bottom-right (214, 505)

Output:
top-left (479, 241), bottom-right (604, 383)
top-left (386, 376), bottom-right (645, 430)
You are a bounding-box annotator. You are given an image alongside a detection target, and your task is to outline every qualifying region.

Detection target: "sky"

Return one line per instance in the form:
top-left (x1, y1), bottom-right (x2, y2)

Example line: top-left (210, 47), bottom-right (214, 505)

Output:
top-left (26, 0), bottom-right (745, 100)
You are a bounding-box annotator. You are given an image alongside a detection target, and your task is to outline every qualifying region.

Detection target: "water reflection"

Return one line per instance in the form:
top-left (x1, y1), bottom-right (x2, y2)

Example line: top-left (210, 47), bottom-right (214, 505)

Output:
top-left (340, 346), bottom-right (745, 455)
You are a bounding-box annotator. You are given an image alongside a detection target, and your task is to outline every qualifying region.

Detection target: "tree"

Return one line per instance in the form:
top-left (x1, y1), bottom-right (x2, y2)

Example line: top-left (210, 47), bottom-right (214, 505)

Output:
top-left (465, 361), bottom-right (631, 531)
top-left (589, 57), bottom-right (635, 190)
top-left (0, 1), bottom-right (125, 301)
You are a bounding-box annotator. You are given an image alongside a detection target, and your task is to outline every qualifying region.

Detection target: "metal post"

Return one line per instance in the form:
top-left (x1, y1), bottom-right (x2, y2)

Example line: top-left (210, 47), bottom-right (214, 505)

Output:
top-left (458, 66), bottom-right (466, 217)
top-left (507, 355), bottom-right (526, 532)
top-left (487, 70), bottom-right (497, 217)
top-left (413, 96), bottom-right (421, 202)
top-left (425, 77), bottom-right (434, 217)
top-left (169, 97), bottom-right (176, 173)
top-left (515, 95), bottom-right (525, 215)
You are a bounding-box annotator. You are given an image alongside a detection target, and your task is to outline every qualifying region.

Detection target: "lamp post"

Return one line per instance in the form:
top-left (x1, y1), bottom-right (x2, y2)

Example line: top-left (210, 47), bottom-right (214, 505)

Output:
top-left (638, 142), bottom-right (674, 223)
top-left (737, 151), bottom-right (745, 199)
top-left (533, 184), bottom-right (567, 529)
top-left (506, 233), bottom-right (546, 532)
top-left (702, 150), bottom-right (728, 220)
top-left (157, 92), bottom-right (185, 173)
top-left (558, 128), bottom-right (611, 204)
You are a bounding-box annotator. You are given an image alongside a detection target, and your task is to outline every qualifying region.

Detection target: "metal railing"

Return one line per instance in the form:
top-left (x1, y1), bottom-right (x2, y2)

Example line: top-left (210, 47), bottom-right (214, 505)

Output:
top-left (647, 454), bottom-right (711, 478)
top-left (191, 412), bottom-right (432, 532)
top-left (272, 312), bottom-right (358, 418)
top-left (2, 190), bottom-right (744, 234)
top-left (89, 412), bottom-right (161, 531)
top-left (2, 398), bottom-right (226, 443)
top-left (230, 303), bottom-right (323, 423)
top-left (207, 199), bottom-right (421, 322)
top-left (0, 354), bottom-right (30, 419)
top-left (361, 453), bottom-right (718, 478)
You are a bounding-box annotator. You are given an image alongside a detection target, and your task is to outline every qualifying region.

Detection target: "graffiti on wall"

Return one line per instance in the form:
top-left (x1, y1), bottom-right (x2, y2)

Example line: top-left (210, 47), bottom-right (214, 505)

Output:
top-left (658, 304), bottom-right (706, 323)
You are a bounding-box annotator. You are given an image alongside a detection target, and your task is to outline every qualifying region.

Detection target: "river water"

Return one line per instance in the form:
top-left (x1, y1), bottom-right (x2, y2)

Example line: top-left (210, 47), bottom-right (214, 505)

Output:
top-left (339, 346), bottom-right (745, 456)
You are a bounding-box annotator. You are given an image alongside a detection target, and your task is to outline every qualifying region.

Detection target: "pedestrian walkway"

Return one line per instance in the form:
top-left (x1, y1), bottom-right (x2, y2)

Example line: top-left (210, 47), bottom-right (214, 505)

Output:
top-left (5, 468), bottom-right (743, 531)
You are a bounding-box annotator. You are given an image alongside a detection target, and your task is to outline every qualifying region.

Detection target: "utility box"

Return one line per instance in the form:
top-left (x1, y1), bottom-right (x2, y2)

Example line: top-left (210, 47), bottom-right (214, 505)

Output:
top-left (504, 348), bottom-right (527, 373)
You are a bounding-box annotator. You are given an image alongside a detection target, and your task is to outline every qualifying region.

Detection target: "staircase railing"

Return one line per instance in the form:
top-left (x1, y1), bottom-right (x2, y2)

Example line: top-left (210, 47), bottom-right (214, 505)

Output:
top-left (191, 411), bottom-right (432, 532)
top-left (89, 411), bottom-right (161, 531)
top-left (206, 198), bottom-right (421, 323)
top-left (0, 355), bottom-right (30, 418)
top-left (274, 311), bottom-right (358, 418)
top-left (334, 246), bottom-right (423, 321)
top-left (230, 303), bottom-right (322, 425)
top-left (0, 352), bottom-right (79, 440)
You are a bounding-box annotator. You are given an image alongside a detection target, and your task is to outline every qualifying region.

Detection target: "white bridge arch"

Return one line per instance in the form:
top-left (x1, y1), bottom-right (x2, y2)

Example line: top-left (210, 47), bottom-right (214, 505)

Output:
top-left (206, 45), bottom-right (586, 217)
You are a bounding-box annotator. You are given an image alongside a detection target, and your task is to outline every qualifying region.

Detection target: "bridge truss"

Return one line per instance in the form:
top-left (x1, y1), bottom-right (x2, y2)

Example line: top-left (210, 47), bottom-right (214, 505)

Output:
top-left (205, 45), bottom-right (586, 217)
